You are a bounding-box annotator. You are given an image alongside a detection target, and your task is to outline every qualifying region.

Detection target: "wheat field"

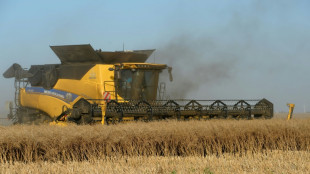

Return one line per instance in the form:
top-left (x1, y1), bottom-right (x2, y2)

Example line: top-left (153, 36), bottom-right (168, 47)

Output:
top-left (1, 151), bottom-right (310, 174)
top-left (0, 118), bottom-right (309, 173)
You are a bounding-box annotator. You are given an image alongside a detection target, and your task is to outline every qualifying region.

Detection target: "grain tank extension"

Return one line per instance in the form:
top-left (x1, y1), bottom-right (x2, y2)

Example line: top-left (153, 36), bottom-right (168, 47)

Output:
top-left (3, 44), bottom-right (273, 124)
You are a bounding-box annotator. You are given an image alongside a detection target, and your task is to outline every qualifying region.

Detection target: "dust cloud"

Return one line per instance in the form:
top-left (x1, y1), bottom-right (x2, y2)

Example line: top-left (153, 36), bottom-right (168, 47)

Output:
top-left (149, 0), bottom-right (310, 107)
top-left (153, 34), bottom-right (238, 99)
top-left (0, 101), bottom-right (12, 126)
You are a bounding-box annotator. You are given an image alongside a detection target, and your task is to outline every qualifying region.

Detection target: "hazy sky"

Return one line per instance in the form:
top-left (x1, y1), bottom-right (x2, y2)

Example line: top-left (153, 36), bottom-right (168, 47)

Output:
top-left (0, 0), bottom-right (310, 114)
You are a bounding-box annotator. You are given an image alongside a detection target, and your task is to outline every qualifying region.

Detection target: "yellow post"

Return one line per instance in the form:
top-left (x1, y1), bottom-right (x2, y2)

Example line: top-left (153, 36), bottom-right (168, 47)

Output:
top-left (287, 103), bottom-right (295, 120)
top-left (101, 103), bottom-right (106, 125)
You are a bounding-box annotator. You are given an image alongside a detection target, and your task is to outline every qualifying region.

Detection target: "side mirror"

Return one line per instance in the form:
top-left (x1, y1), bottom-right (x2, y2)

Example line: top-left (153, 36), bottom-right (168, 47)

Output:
top-left (108, 66), bottom-right (121, 79)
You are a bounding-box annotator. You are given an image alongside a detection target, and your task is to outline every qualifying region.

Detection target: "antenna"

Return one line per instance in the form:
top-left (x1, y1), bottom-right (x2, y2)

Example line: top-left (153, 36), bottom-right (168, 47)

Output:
top-left (123, 42), bottom-right (125, 52)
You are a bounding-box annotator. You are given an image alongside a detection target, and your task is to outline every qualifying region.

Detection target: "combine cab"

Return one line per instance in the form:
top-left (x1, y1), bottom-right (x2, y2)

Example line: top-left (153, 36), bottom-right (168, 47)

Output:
top-left (3, 44), bottom-right (273, 124)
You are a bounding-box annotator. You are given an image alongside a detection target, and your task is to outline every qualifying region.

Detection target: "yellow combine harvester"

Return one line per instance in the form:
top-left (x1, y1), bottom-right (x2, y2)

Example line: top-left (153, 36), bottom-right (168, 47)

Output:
top-left (3, 44), bottom-right (273, 124)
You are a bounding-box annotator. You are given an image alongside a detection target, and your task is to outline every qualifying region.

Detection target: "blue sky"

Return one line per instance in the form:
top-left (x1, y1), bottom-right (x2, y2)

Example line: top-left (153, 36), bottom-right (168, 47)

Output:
top-left (0, 0), bottom-right (310, 114)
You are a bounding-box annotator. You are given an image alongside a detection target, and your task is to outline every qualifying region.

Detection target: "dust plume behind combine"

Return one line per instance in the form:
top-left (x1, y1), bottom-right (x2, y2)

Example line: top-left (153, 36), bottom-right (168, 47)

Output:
top-left (153, 34), bottom-right (238, 99)
top-left (0, 102), bottom-right (11, 126)
top-left (150, 1), bottom-right (310, 112)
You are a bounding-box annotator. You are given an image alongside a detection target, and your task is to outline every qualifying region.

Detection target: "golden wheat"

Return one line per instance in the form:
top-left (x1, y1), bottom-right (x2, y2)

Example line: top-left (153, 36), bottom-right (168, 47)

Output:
top-left (0, 119), bottom-right (309, 163)
top-left (1, 151), bottom-right (309, 174)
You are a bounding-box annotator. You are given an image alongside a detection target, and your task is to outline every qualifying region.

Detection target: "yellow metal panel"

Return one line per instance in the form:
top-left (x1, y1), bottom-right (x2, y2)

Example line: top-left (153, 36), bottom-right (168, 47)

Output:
top-left (53, 64), bottom-right (117, 101)
top-left (20, 88), bottom-right (73, 118)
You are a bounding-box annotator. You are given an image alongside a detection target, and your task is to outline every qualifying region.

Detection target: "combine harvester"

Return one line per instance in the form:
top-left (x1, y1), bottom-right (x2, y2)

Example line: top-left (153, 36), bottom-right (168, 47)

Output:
top-left (3, 44), bottom-right (273, 124)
